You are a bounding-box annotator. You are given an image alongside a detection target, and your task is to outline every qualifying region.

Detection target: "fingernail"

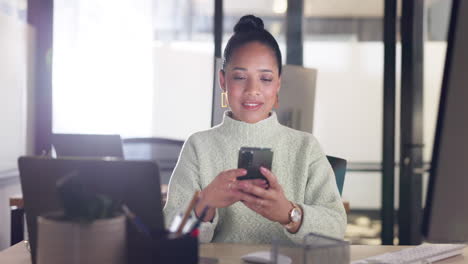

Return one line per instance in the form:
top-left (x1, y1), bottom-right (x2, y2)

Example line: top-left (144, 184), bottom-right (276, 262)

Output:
top-left (260, 167), bottom-right (267, 172)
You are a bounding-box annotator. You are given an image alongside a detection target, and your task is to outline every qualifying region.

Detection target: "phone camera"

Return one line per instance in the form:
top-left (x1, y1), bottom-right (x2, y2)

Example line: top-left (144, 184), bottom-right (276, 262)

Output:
top-left (241, 151), bottom-right (254, 168)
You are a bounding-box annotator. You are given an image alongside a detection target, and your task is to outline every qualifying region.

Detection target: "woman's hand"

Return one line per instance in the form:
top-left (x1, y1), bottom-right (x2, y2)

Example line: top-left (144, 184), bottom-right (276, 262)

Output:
top-left (237, 167), bottom-right (293, 225)
top-left (195, 169), bottom-right (269, 222)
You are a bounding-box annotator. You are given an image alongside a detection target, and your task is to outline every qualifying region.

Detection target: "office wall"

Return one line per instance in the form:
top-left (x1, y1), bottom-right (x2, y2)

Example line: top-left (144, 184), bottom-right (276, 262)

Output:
top-left (151, 42), bottom-right (214, 140)
top-left (0, 12), bottom-right (34, 171)
top-left (306, 42), bottom-right (446, 209)
top-left (0, 11), bottom-right (34, 250)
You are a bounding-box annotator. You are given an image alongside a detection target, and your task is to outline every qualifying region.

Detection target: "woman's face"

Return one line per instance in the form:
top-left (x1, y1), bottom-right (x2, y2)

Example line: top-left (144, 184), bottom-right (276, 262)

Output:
top-left (220, 42), bottom-right (281, 124)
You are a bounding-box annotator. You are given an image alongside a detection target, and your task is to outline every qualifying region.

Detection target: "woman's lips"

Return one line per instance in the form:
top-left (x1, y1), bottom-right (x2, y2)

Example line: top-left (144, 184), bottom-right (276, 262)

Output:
top-left (241, 102), bottom-right (263, 110)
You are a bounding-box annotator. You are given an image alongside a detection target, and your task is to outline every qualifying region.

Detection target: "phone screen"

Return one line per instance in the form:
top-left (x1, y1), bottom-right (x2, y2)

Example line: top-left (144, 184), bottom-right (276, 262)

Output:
top-left (237, 147), bottom-right (273, 182)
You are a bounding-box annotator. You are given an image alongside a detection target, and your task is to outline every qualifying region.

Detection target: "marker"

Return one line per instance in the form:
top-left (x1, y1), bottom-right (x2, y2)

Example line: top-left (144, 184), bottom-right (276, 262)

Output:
top-left (122, 204), bottom-right (151, 237)
top-left (169, 212), bottom-right (183, 233)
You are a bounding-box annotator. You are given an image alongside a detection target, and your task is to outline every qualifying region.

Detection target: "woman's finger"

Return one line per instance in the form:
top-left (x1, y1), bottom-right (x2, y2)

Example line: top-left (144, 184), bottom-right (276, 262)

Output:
top-left (238, 181), bottom-right (274, 200)
top-left (240, 178), bottom-right (269, 189)
top-left (223, 168), bottom-right (247, 180)
top-left (259, 167), bottom-right (279, 189)
top-left (250, 178), bottom-right (268, 186)
top-left (227, 181), bottom-right (244, 196)
top-left (238, 191), bottom-right (259, 204)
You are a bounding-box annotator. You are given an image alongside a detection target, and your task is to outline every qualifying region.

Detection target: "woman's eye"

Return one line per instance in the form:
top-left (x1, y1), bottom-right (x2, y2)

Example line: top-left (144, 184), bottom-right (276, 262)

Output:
top-left (261, 78), bottom-right (272, 82)
top-left (233, 76), bottom-right (246, 80)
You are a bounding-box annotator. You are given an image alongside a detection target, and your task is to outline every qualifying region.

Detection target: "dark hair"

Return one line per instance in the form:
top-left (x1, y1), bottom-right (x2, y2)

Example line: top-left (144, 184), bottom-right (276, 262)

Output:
top-left (222, 15), bottom-right (282, 76)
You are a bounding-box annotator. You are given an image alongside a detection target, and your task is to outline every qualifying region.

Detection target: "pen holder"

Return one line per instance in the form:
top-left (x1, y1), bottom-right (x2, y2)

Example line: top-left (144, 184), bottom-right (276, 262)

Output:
top-left (127, 222), bottom-right (198, 264)
top-left (37, 213), bottom-right (126, 264)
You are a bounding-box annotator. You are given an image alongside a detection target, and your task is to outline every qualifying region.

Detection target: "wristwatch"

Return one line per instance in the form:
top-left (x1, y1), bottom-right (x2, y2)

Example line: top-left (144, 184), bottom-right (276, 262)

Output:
top-left (283, 202), bottom-right (302, 233)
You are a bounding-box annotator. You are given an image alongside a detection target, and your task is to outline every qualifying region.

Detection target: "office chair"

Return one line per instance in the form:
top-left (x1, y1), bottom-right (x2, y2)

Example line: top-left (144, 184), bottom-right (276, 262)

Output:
top-left (326, 155), bottom-right (347, 196)
top-left (122, 137), bottom-right (184, 185)
top-left (52, 133), bottom-right (124, 158)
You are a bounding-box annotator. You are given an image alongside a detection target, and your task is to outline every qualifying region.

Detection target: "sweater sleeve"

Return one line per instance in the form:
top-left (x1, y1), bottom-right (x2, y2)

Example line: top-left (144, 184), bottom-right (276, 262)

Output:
top-left (163, 135), bottom-right (219, 243)
top-left (283, 141), bottom-right (347, 244)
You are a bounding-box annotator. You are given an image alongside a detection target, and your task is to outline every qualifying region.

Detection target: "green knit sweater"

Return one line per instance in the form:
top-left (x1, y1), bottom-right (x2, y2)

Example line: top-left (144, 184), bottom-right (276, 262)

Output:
top-left (163, 112), bottom-right (346, 244)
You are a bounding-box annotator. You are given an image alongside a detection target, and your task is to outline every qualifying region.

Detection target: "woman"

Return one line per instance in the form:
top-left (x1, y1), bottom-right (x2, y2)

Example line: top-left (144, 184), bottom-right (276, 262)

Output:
top-left (164, 15), bottom-right (346, 244)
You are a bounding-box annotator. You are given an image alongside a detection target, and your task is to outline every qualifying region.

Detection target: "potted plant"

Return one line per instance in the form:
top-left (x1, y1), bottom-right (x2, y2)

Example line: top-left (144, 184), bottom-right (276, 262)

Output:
top-left (36, 172), bottom-right (126, 264)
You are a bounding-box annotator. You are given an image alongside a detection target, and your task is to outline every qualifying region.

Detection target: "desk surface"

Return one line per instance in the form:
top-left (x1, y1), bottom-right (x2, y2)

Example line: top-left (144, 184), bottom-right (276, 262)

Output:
top-left (1, 241), bottom-right (467, 264)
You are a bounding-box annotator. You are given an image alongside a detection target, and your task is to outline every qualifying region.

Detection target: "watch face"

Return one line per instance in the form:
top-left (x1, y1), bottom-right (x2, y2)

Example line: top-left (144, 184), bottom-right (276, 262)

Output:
top-left (291, 207), bottom-right (301, 222)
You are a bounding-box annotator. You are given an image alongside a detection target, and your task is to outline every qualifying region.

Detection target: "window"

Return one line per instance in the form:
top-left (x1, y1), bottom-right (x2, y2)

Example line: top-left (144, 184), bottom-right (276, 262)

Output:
top-left (53, 0), bottom-right (215, 140)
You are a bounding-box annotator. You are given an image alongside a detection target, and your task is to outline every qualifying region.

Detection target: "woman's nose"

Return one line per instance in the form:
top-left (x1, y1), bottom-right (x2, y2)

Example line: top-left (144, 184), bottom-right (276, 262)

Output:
top-left (245, 80), bottom-right (260, 95)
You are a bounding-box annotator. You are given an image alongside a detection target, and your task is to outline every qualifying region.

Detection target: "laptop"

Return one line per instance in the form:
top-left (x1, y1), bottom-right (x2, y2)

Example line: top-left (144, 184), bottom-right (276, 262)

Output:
top-left (18, 156), bottom-right (164, 264)
top-left (52, 133), bottom-right (124, 158)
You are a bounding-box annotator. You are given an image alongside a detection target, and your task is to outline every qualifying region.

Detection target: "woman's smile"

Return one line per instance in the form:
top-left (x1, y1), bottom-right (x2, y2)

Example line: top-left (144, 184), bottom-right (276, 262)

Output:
top-left (241, 101), bottom-right (264, 110)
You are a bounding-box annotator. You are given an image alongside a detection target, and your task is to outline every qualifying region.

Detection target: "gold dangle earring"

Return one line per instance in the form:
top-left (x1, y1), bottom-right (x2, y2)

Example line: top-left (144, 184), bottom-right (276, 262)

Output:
top-left (221, 92), bottom-right (228, 108)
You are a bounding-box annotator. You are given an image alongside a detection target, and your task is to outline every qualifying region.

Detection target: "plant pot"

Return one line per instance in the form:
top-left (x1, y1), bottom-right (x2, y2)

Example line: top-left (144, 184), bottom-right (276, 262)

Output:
top-left (37, 213), bottom-right (126, 264)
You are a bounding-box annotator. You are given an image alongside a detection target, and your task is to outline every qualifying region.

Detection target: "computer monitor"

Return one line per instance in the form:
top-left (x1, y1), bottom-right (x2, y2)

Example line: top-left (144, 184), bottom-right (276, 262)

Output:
top-left (277, 65), bottom-right (317, 133)
top-left (18, 157), bottom-right (164, 264)
top-left (423, 0), bottom-right (468, 243)
top-left (52, 133), bottom-right (124, 158)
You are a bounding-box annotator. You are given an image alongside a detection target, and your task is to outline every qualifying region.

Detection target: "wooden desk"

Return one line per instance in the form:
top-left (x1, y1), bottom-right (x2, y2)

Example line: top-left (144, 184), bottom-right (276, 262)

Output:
top-left (1, 241), bottom-right (467, 264)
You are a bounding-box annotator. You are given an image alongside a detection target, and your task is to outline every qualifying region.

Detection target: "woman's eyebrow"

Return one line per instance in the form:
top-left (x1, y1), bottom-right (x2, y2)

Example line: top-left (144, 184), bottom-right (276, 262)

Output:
top-left (232, 67), bottom-right (273, 73)
top-left (232, 67), bottom-right (247, 71)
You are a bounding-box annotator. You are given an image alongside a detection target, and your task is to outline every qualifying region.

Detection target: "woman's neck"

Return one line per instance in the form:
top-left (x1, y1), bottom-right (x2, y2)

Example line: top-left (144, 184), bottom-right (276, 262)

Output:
top-left (229, 112), bottom-right (272, 124)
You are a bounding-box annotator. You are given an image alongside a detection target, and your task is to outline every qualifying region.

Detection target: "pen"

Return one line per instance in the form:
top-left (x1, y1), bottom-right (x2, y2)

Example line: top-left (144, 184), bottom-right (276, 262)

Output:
top-left (122, 204), bottom-right (151, 237)
top-left (176, 191), bottom-right (200, 235)
top-left (190, 205), bottom-right (210, 233)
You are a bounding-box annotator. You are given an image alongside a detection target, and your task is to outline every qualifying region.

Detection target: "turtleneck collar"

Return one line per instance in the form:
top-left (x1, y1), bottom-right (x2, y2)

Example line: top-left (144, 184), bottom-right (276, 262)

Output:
top-left (218, 111), bottom-right (281, 142)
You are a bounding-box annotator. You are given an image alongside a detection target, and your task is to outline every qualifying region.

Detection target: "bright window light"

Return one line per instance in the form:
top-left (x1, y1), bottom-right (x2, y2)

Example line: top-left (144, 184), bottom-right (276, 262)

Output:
top-left (52, 0), bottom-right (154, 137)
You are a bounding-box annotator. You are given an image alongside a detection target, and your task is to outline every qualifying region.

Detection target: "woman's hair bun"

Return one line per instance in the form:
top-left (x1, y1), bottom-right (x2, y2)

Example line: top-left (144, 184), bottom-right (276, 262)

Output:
top-left (234, 15), bottom-right (264, 33)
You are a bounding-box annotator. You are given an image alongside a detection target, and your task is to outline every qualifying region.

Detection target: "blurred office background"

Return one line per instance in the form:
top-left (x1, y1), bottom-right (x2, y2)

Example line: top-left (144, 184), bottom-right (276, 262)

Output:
top-left (0, 0), bottom-right (452, 249)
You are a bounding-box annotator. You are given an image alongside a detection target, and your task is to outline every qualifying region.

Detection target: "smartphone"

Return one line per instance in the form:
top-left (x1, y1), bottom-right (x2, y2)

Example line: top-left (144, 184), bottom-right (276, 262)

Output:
top-left (237, 147), bottom-right (273, 182)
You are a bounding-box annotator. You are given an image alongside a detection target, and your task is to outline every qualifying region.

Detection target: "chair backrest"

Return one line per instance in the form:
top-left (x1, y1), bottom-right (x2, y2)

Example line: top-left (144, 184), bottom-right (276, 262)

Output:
top-left (52, 133), bottom-right (124, 158)
top-left (122, 137), bottom-right (184, 184)
top-left (326, 155), bottom-right (347, 196)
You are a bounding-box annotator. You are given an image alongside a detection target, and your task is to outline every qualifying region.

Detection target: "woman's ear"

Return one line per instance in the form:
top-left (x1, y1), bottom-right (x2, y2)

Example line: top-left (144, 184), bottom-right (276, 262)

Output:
top-left (219, 69), bottom-right (226, 92)
top-left (276, 76), bottom-right (281, 93)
